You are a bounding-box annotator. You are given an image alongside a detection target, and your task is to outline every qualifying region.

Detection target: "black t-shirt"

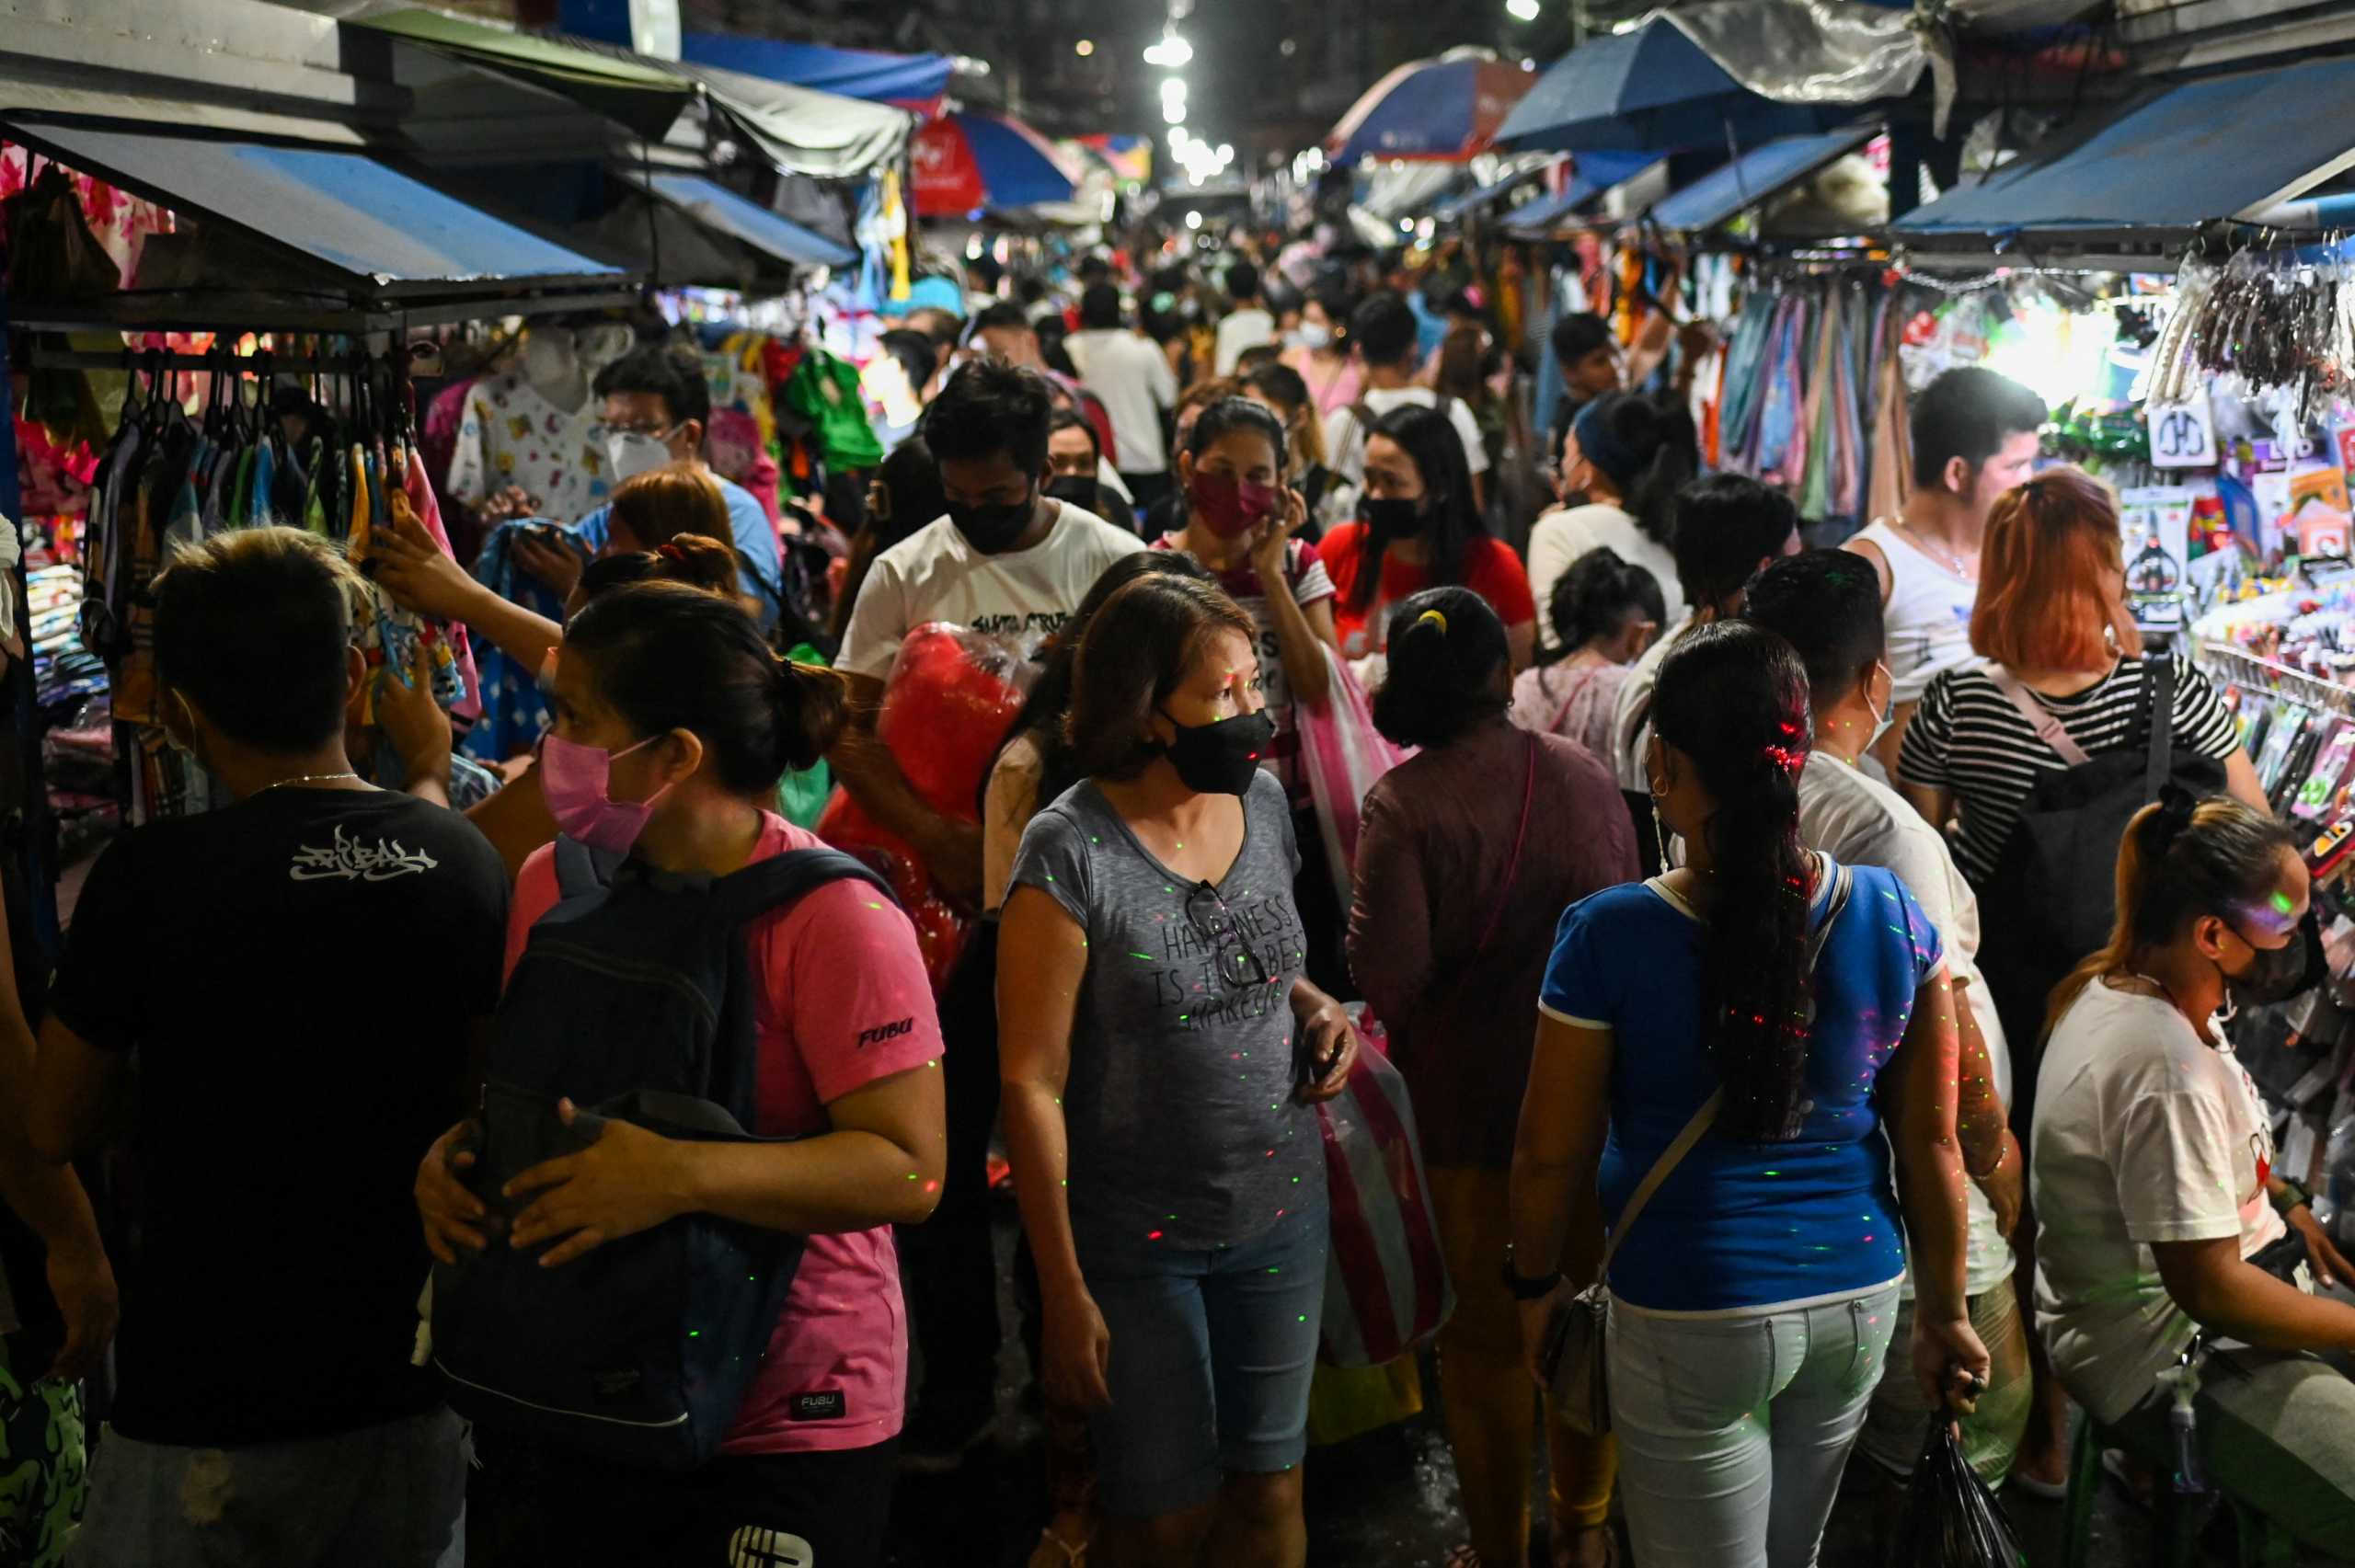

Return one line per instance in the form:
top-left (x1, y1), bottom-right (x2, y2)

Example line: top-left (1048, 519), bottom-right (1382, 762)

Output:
top-left (49, 786), bottom-right (509, 1446)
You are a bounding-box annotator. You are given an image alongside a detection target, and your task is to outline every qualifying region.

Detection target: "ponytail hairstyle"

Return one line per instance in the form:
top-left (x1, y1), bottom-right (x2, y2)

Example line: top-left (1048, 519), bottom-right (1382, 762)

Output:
top-left (564, 581), bottom-right (847, 792)
top-left (2048, 789), bottom-right (2296, 1033)
top-left (1650, 620), bottom-right (1818, 1141)
top-left (1572, 392), bottom-right (1694, 550)
top-left (1372, 587), bottom-right (1510, 749)
top-left (579, 532), bottom-right (743, 601)
top-left (1541, 546), bottom-right (1666, 666)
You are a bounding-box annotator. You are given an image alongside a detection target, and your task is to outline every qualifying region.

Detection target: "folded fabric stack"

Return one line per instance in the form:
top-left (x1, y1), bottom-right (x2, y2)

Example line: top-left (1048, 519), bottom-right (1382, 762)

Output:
top-left (29, 563), bottom-right (105, 713)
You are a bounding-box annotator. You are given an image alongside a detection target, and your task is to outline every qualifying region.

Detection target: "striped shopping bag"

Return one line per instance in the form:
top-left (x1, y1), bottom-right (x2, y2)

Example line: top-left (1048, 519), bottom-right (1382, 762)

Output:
top-left (1315, 1010), bottom-right (1453, 1368)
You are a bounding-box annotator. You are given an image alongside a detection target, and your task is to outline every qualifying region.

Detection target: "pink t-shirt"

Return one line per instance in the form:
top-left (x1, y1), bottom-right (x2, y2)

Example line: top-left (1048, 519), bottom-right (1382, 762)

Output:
top-left (505, 815), bottom-right (944, 1455)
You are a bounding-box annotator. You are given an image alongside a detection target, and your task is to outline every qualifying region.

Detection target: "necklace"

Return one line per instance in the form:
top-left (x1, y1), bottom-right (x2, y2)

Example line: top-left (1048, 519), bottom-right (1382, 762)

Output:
top-left (1894, 518), bottom-right (1974, 578)
top-left (250, 771), bottom-right (362, 797)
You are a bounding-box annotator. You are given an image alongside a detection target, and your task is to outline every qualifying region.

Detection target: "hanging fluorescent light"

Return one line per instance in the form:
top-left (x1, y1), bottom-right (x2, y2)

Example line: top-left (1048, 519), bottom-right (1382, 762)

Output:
top-left (1164, 100), bottom-right (1187, 124)
top-left (1143, 29), bottom-right (1193, 67)
top-left (1504, 0), bottom-right (1541, 19)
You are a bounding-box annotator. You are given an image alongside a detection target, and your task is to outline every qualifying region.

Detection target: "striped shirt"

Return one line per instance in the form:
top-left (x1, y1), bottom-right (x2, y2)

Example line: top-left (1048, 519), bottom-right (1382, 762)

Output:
top-left (1897, 653), bottom-right (2240, 887)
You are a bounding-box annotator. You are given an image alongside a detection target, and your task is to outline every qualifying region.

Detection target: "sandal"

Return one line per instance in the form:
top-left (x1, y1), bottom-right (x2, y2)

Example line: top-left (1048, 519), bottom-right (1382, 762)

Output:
top-left (1028, 1522), bottom-right (1092, 1568)
top-left (1553, 1523), bottom-right (1619, 1568)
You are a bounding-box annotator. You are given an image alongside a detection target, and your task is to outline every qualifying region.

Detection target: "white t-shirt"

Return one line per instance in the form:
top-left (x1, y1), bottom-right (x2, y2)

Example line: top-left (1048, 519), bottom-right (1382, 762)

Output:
top-left (1322, 387), bottom-right (1492, 488)
top-left (2032, 980), bottom-right (2291, 1425)
top-left (836, 502), bottom-right (1145, 681)
top-left (1525, 502), bottom-right (1686, 652)
top-left (1068, 329), bottom-right (1179, 476)
top-left (1213, 308), bottom-right (1276, 375)
top-left (1610, 612), bottom-right (1688, 793)
top-left (1798, 750), bottom-right (2014, 1298)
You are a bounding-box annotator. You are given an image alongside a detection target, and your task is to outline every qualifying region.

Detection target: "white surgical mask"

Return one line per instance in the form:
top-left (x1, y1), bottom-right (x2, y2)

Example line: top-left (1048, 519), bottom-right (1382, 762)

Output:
top-left (1289, 322), bottom-right (1332, 352)
top-left (604, 429), bottom-right (675, 484)
top-left (1863, 662), bottom-right (1894, 752)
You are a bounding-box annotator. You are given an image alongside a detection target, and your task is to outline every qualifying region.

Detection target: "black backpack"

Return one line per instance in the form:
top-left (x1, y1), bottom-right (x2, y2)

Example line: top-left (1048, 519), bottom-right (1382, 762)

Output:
top-left (431, 840), bottom-right (893, 1471)
top-left (1972, 655), bottom-right (2225, 1115)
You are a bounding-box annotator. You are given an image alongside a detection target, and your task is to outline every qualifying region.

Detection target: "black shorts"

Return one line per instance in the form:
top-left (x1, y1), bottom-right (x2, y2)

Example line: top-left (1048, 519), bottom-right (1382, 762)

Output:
top-left (470, 1432), bottom-right (899, 1567)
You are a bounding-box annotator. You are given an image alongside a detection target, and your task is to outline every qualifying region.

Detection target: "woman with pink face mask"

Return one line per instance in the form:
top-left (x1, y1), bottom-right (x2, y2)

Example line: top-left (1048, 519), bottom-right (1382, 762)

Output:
top-left (1151, 397), bottom-right (1350, 984)
top-left (414, 582), bottom-right (945, 1565)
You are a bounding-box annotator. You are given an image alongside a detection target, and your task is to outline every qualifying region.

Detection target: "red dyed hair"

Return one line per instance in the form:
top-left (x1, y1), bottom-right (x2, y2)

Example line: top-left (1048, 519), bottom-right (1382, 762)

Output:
top-left (1969, 465), bottom-right (2139, 671)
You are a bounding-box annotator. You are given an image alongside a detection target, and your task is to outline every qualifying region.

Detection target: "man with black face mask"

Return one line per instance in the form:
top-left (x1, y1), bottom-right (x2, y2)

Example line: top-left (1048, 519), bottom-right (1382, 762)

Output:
top-left (831, 359), bottom-right (1140, 1476)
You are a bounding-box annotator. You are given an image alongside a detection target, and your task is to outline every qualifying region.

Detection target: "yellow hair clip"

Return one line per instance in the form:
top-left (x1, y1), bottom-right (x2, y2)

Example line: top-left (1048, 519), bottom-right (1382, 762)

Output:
top-left (1417, 608), bottom-right (1449, 634)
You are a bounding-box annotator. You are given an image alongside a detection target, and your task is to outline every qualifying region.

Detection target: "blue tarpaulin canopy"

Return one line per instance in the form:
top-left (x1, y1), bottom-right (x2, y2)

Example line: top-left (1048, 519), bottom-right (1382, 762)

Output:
top-left (1896, 54), bottom-right (2355, 240)
top-left (679, 33), bottom-right (950, 112)
top-left (633, 171), bottom-right (856, 270)
top-left (1497, 17), bottom-right (1837, 154)
top-left (1650, 126), bottom-right (1878, 233)
top-left (1503, 151), bottom-right (1660, 233)
top-left (5, 124), bottom-right (626, 292)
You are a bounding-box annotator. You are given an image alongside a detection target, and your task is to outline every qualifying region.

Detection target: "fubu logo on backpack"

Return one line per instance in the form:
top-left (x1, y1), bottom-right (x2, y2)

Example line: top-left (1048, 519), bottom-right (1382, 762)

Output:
top-left (430, 840), bottom-right (894, 1471)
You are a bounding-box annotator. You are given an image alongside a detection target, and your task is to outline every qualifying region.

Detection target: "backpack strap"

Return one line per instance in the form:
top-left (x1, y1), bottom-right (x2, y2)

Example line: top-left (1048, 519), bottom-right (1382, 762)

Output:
top-left (552, 835), bottom-right (622, 901)
top-left (710, 847), bottom-right (899, 928)
top-left (2143, 652), bottom-right (2177, 804)
top-left (1986, 666), bottom-right (2094, 770)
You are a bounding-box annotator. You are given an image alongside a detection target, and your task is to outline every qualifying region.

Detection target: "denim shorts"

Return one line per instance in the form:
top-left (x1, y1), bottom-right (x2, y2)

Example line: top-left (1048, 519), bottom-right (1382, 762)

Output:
top-left (1076, 1205), bottom-right (1327, 1519)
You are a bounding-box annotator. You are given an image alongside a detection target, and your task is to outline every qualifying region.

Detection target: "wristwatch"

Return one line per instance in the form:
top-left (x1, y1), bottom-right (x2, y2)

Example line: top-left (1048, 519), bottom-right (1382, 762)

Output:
top-left (1500, 1242), bottom-right (1562, 1301)
top-left (2270, 1176), bottom-right (2314, 1217)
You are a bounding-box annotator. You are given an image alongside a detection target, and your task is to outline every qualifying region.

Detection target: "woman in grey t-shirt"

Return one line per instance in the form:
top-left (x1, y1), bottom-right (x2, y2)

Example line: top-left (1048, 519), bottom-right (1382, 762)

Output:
top-left (999, 571), bottom-right (1358, 1561)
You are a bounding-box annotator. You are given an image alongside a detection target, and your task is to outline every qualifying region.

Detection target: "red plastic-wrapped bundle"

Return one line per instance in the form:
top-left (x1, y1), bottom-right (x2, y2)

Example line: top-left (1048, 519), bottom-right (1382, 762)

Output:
top-left (817, 623), bottom-right (1035, 991)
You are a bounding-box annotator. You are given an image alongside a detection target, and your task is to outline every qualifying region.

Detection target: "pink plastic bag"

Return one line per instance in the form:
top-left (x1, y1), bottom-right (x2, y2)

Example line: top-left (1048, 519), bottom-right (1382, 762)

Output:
top-left (1294, 647), bottom-right (1412, 915)
top-left (1316, 1009), bottom-right (1454, 1367)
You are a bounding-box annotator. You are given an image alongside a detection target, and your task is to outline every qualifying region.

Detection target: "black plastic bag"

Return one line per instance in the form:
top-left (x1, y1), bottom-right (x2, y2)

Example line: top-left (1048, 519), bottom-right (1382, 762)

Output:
top-left (1890, 1410), bottom-right (2028, 1567)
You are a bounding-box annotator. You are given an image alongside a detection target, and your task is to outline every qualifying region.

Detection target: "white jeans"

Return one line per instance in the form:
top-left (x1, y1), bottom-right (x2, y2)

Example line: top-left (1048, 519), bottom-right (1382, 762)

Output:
top-left (1606, 1284), bottom-right (1901, 1568)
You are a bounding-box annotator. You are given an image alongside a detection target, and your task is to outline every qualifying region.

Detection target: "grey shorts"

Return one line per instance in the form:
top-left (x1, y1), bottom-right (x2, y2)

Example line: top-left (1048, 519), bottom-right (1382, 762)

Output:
top-left (70, 1407), bottom-right (465, 1568)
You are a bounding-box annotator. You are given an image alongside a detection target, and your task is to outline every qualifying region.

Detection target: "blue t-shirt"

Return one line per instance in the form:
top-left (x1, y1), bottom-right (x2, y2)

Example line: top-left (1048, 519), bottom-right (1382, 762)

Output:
top-left (573, 473), bottom-right (784, 632)
top-left (1539, 856), bottom-right (1943, 1313)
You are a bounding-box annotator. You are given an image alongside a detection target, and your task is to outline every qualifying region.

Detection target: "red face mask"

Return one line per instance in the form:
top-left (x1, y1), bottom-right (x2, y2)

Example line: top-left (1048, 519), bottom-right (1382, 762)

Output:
top-left (1188, 469), bottom-right (1278, 539)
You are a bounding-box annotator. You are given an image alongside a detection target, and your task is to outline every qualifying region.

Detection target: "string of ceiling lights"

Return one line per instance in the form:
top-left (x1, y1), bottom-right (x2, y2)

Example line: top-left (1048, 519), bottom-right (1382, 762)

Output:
top-left (1115, 0), bottom-right (1232, 187)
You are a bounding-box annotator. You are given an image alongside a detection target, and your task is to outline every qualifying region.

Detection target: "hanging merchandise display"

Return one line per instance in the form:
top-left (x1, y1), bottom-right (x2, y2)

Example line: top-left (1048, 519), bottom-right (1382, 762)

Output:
top-left (71, 349), bottom-right (482, 823)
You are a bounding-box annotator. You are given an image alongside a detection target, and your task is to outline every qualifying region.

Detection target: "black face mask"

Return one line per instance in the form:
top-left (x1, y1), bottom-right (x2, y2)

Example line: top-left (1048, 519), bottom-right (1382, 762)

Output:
top-left (948, 488), bottom-right (1039, 554)
top-left (1361, 496), bottom-right (1423, 543)
top-left (1044, 475), bottom-right (1102, 513)
top-left (2218, 918), bottom-right (2314, 1008)
top-left (1159, 708), bottom-right (1275, 796)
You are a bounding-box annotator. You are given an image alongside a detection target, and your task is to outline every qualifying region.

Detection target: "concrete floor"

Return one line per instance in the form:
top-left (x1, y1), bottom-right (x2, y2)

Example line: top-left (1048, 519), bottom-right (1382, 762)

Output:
top-left (878, 1214), bottom-right (2332, 1568)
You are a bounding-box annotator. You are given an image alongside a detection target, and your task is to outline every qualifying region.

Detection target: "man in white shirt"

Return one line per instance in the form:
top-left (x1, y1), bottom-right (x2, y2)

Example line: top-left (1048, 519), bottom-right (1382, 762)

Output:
top-left (833, 359), bottom-right (1143, 904)
top-left (1212, 261), bottom-right (1276, 375)
top-left (831, 360), bottom-right (1140, 1473)
top-left (1745, 549), bottom-right (2033, 1492)
top-left (1067, 282), bottom-right (1179, 515)
top-left (1321, 292), bottom-right (1489, 513)
top-left (1842, 365), bottom-right (2045, 776)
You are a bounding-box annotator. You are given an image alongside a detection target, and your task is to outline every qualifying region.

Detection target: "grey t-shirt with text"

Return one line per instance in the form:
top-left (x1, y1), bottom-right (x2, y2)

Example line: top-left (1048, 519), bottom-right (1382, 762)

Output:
top-left (1010, 770), bottom-right (1326, 1252)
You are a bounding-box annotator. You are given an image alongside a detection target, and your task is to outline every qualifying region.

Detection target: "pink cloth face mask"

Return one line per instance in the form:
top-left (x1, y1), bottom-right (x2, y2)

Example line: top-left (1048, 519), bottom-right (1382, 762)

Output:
top-left (537, 730), bottom-right (675, 853)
